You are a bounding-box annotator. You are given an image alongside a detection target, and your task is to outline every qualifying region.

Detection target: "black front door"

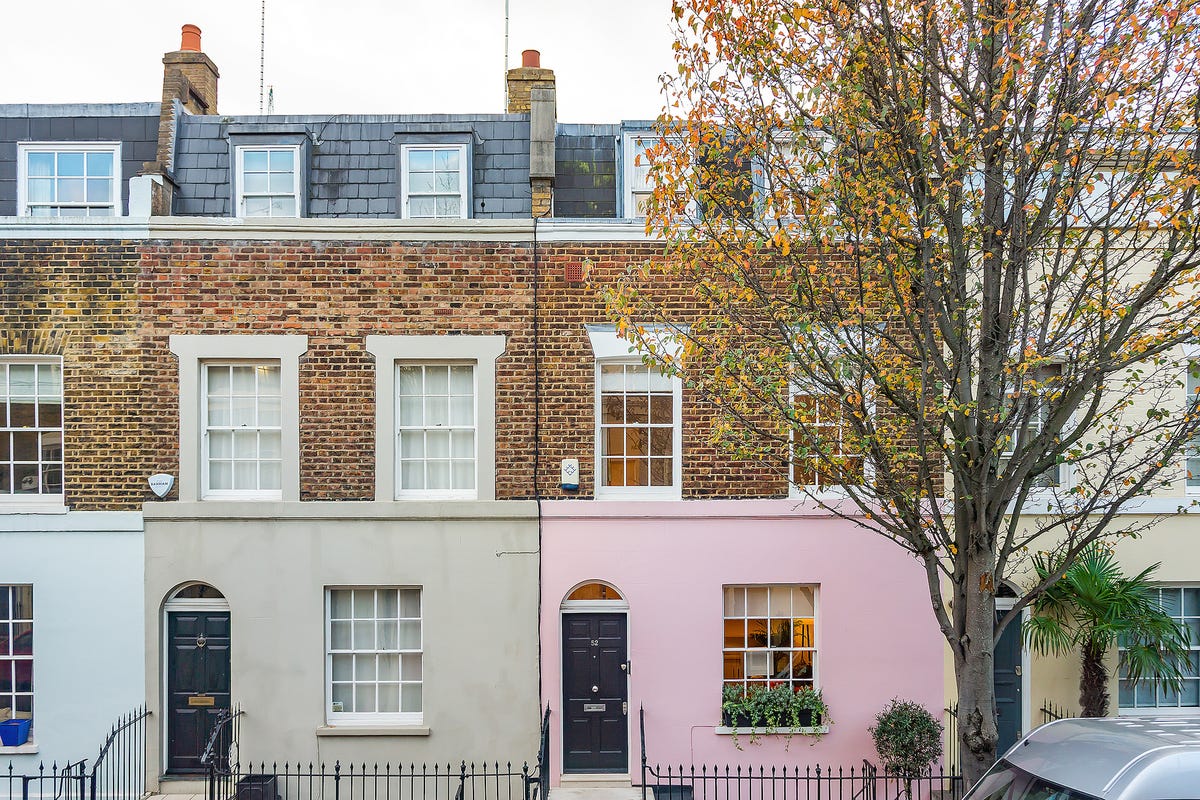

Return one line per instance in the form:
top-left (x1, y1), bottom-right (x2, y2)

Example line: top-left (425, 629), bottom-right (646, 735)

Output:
top-left (993, 611), bottom-right (1023, 755)
top-left (167, 610), bottom-right (231, 774)
top-left (563, 613), bottom-right (628, 773)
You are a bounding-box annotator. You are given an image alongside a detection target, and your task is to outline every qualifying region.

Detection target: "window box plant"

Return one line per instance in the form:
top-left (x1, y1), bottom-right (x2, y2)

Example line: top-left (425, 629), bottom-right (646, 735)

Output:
top-left (720, 685), bottom-right (830, 748)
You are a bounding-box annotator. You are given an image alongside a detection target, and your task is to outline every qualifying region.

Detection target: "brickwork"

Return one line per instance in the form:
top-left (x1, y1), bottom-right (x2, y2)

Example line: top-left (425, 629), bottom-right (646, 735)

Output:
top-left (137, 240), bottom-right (539, 500)
top-left (0, 239), bottom-right (153, 510)
top-left (532, 243), bottom-right (788, 499)
top-left (506, 67), bottom-right (556, 115)
top-left (0, 236), bottom-right (789, 509)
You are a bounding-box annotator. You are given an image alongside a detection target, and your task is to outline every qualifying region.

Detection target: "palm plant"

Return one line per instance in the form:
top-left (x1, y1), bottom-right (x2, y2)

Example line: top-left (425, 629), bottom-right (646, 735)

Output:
top-left (1024, 546), bottom-right (1192, 717)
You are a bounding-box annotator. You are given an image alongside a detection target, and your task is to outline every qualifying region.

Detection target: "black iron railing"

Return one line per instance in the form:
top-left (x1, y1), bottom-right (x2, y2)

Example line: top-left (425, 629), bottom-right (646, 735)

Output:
top-left (528, 706), bottom-right (550, 800)
top-left (642, 707), bottom-right (963, 800)
top-left (3, 761), bottom-right (88, 800)
top-left (641, 762), bottom-right (963, 800)
top-left (3, 707), bottom-right (148, 800)
top-left (201, 706), bottom-right (243, 800)
top-left (1039, 701), bottom-right (1072, 724)
top-left (943, 703), bottom-right (959, 776)
top-left (210, 761), bottom-right (541, 800)
top-left (89, 706), bottom-right (149, 800)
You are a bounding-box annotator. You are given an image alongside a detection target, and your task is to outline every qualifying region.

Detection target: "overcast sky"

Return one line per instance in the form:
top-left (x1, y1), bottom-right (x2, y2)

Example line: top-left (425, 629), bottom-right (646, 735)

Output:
top-left (0, 0), bottom-right (677, 122)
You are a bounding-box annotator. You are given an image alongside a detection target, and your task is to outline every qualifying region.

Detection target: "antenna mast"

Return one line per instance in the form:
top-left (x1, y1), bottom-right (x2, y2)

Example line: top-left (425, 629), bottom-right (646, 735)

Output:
top-left (503, 0), bottom-right (510, 109)
top-left (259, 0), bottom-right (267, 113)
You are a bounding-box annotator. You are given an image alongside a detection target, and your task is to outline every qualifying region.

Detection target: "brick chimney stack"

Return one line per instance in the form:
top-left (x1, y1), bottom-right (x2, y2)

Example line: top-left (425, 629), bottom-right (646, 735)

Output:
top-left (138, 24), bottom-right (220, 214)
top-left (508, 50), bottom-right (556, 217)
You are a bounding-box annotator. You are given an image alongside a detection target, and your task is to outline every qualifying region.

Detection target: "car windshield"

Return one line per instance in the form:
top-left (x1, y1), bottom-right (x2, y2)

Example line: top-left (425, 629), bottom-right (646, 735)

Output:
top-left (966, 761), bottom-right (1100, 800)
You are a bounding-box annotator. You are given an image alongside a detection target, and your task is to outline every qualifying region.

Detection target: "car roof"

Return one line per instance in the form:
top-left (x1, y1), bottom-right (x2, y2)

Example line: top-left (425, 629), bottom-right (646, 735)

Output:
top-left (1005, 717), bottom-right (1200, 800)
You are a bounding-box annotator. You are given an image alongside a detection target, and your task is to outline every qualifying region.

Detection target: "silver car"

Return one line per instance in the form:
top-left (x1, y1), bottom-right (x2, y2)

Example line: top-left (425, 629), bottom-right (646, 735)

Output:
top-left (965, 717), bottom-right (1200, 800)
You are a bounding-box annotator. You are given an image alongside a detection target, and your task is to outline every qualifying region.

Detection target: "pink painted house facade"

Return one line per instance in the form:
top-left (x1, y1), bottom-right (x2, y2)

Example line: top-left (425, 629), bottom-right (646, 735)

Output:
top-left (538, 499), bottom-right (945, 783)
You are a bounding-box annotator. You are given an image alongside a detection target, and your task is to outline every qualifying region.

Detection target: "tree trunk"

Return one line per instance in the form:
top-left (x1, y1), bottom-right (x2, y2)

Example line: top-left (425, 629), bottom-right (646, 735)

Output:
top-left (955, 550), bottom-right (1000, 788)
top-left (1079, 641), bottom-right (1110, 717)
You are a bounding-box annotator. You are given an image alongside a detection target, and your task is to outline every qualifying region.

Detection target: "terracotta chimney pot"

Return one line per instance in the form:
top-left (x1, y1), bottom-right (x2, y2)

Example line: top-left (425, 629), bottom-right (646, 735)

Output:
top-left (521, 49), bottom-right (540, 68)
top-left (180, 24), bottom-right (202, 52)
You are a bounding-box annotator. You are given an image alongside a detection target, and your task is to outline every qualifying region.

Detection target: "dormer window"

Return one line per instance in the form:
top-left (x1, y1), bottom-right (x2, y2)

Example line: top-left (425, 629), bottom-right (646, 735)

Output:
top-left (17, 143), bottom-right (121, 217)
top-left (235, 145), bottom-right (301, 217)
top-left (400, 144), bottom-right (468, 219)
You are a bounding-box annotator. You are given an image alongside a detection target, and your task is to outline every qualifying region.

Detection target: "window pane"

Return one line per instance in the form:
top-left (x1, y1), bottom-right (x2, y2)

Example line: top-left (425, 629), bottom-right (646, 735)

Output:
top-left (353, 590), bottom-right (374, 618)
top-left (27, 179), bottom-right (53, 202)
top-left (243, 197), bottom-right (271, 216)
top-left (58, 178), bottom-right (85, 202)
top-left (435, 172), bottom-right (460, 193)
top-left (399, 589), bottom-right (420, 618)
top-left (409, 197), bottom-right (436, 217)
top-left (398, 366), bottom-right (421, 395)
top-left (271, 197), bottom-right (297, 217)
top-left (408, 171), bottom-right (435, 193)
top-left (449, 396), bottom-right (473, 426)
top-left (268, 149), bottom-right (294, 172)
top-left (401, 683), bottom-right (422, 712)
top-left (427, 460), bottom-right (451, 490)
top-left (86, 152), bottom-right (113, 176)
top-left (243, 172), bottom-right (269, 194)
top-left (209, 431), bottom-right (233, 459)
top-left (401, 653), bottom-right (422, 680)
top-left (452, 459), bottom-right (475, 489)
top-left (209, 460), bottom-right (233, 490)
top-left (259, 461), bottom-right (281, 490)
top-left (747, 588), bottom-right (769, 617)
top-left (86, 178), bottom-right (112, 203)
top-left (378, 683), bottom-right (400, 713)
top-left (435, 196), bottom-right (461, 217)
top-left (57, 153), bottom-right (84, 176)
top-left (449, 365), bottom-right (473, 394)
top-left (398, 620), bottom-right (421, 649)
top-left (330, 621), bottom-right (351, 650)
top-left (27, 152), bottom-right (54, 177)
top-left (435, 149), bottom-right (460, 171)
top-left (378, 653), bottom-right (400, 680)
top-left (408, 150), bottom-right (434, 171)
top-left (330, 590), bottom-right (352, 619)
top-left (331, 653), bottom-right (352, 681)
top-left (243, 151), bottom-right (269, 171)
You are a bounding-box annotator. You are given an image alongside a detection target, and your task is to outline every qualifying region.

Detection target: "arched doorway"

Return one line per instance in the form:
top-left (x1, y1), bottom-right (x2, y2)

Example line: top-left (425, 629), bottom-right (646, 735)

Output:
top-left (162, 583), bottom-right (230, 774)
top-left (560, 582), bottom-right (629, 774)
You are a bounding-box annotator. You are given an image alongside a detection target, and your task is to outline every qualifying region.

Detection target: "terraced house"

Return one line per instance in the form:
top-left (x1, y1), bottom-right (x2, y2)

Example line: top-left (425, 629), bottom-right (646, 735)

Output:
top-left (24, 18), bottom-right (1200, 798)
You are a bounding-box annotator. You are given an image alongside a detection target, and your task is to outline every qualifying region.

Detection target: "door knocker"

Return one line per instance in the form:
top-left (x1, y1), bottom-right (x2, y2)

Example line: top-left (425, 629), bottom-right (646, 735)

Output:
top-left (196, 633), bottom-right (208, 649)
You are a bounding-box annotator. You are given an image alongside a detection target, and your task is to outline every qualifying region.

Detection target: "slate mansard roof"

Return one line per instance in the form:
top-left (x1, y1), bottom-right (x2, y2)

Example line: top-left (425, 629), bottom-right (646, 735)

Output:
top-left (0, 103), bottom-right (160, 217)
top-left (172, 113), bottom-right (536, 218)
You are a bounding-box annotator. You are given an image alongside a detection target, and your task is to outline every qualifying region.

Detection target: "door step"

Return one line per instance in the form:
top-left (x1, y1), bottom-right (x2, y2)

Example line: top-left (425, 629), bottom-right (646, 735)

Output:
top-left (550, 788), bottom-right (644, 800)
top-left (551, 775), bottom-right (644, 800)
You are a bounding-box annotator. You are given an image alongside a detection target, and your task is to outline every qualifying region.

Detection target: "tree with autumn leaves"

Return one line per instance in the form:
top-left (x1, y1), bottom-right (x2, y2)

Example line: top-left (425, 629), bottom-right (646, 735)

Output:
top-left (602, 0), bottom-right (1200, 784)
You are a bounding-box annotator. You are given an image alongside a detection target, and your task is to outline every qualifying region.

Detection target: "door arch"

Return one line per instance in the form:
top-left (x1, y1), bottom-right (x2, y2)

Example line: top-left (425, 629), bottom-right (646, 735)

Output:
top-left (162, 583), bottom-right (231, 774)
top-left (561, 581), bottom-right (629, 774)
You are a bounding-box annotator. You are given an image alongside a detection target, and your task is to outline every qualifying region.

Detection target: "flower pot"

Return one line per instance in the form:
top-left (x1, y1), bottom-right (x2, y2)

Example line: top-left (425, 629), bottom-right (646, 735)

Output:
top-left (0, 719), bottom-right (31, 747)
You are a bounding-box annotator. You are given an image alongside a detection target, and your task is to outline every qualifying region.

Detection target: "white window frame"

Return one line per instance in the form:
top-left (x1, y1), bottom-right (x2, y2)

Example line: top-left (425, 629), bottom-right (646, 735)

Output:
top-left (0, 585), bottom-right (33, 730)
top-left (998, 363), bottom-right (1072, 494)
top-left (325, 586), bottom-right (423, 727)
top-left (17, 142), bottom-right (122, 217)
top-left (722, 584), bottom-right (819, 696)
top-left (200, 361), bottom-right (284, 501)
top-left (787, 388), bottom-right (868, 499)
top-left (366, 335), bottom-right (506, 502)
top-left (587, 325), bottom-right (683, 499)
top-left (394, 362), bottom-right (478, 500)
top-left (622, 131), bottom-right (695, 220)
top-left (1118, 584), bottom-right (1200, 715)
top-left (0, 356), bottom-right (65, 511)
top-left (399, 143), bottom-right (469, 220)
top-left (169, 335), bottom-right (307, 502)
top-left (234, 144), bottom-right (302, 218)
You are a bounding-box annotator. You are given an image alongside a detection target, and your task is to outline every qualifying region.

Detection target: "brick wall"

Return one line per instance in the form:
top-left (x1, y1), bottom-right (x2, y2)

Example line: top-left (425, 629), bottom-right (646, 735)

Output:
top-left (1, 237), bottom-right (788, 508)
top-left (137, 240), bottom-right (539, 500)
top-left (0, 239), bottom-right (152, 510)
top-left (533, 243), bottom-right (788, 500)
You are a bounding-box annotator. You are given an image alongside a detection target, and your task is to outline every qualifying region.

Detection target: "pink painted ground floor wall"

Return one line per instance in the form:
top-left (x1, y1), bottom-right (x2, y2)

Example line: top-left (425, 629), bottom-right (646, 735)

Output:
top-left (540, 500), bottom-right (944, 783)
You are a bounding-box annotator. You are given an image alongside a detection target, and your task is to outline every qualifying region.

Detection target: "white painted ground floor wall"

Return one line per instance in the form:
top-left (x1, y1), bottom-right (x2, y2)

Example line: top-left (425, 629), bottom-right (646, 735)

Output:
top-left (142, 501), bottom-right (542, 789)
top-left (0, 512), bottom-right (144, 767)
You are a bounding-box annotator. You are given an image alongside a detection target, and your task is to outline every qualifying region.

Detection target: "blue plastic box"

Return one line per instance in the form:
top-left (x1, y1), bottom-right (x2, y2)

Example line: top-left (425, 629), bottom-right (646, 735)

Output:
top-left (0, 719), bottom-right (31, 746)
